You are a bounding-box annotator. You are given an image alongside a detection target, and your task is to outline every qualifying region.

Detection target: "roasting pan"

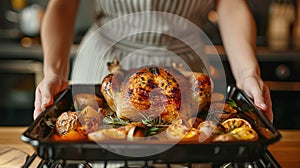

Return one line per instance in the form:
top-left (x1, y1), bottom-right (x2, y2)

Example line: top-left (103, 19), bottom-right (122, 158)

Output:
top-left (21, 84), bottom-right (281, 162)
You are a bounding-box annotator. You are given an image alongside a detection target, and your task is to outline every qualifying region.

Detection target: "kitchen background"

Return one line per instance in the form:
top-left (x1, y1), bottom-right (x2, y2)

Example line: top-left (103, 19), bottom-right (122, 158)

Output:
top-left (0, 0), bottom-right (299, 129)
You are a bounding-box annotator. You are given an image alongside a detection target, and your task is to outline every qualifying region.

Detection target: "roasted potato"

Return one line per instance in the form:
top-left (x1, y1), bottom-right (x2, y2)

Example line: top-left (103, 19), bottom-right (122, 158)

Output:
top-left (55, 112), bottom-right (79, 136)
top-left (77, 106), bottom-right (102, 134)
top-left (73, 93), bottom-right (104, 111)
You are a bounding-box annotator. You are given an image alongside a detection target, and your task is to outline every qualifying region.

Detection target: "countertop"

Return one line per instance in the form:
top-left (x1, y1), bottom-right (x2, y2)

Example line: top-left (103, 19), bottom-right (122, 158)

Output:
top-left (0, 127), bottom-right (299, 167)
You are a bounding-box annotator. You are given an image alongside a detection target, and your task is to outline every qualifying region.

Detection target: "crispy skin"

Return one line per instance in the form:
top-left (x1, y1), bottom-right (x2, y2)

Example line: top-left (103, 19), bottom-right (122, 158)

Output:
top-left (101, 58), bottom-right (127, 112)
top-left (101, 63), bottom-right (212, 123)
top-left (101, 74), bottom-right (117, 112)
top-left (101, 69), bottom-right (126, 112)
top-left (190, 72), bottom-right (212, 112)
top-left (116, 66), bottom-right (190, 123)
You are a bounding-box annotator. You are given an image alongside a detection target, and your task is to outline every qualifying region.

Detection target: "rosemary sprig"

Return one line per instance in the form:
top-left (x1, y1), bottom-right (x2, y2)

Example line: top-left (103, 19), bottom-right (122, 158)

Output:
top-left (144, 127), bottom-right (160, 136)
top-left (140, 113), bottom-right (167, 127)
top-left (103, 115), bottom-right (129, 126)
top-left (139, 113), bottom-right (170, 136)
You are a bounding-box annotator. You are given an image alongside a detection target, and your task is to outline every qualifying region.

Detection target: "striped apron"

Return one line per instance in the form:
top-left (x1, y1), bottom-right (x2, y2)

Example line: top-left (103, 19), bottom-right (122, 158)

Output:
top-left (71, 0), bottom-right (215, 84)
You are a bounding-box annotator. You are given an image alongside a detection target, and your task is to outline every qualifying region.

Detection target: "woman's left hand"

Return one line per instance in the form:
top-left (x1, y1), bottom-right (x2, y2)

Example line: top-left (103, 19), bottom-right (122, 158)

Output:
top-left (237, 76), bottom-right (273, 122)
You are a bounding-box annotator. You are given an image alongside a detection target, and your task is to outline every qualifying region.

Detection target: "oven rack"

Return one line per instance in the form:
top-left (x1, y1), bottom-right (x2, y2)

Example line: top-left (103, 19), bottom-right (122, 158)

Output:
top-left (22, 150), bottom-right (281, 168)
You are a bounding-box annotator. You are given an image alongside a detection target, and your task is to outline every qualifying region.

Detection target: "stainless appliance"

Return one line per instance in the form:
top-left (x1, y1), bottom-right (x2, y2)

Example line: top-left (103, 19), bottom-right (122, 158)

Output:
top-left (0, 60), bottom-right (42, 126)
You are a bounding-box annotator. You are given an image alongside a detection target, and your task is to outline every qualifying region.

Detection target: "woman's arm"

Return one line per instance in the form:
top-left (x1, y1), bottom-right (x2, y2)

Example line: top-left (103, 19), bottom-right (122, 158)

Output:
top-left (42, 0), bottom-right (80, 79)
top-left (216, 0), bottom-right (273, 121)
top-left (34, 0), bottom-right (80, 119)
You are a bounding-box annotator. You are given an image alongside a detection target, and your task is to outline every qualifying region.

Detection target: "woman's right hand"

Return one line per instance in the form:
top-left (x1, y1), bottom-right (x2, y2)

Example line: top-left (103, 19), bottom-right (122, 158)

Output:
top-left (34, 75), bottom-right (69, 119)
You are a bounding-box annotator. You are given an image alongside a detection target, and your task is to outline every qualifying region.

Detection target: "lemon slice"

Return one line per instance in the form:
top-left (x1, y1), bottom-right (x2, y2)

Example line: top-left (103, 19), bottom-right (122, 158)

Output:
top-left (221, 118), bottom-right (252, 132)
top-left (230, 127), bottom-right (259, 141)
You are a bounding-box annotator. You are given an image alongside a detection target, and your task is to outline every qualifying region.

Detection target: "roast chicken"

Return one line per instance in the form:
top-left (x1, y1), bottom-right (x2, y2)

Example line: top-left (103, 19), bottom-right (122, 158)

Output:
top-left (101, 59), bottom-right (212, 123)
top-left (54, 59), bottom-right (262, 142)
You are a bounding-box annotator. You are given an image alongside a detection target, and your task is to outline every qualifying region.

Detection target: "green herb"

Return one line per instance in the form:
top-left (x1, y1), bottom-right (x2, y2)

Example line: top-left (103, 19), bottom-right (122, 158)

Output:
top-left (140, 113), bottom-right (167, 127)
top-left (240, 106), bottom-right (255, 112)
top-left (140, 113), bottom-right (170, 136)
top-left (227, 99), bottom-right (238, 109)
top-left (148, 127), bottom-right (160, 132)
top-left (144, 127), bottom-right (161, 136)
top-left (103, 115), bottom-right (129, 126)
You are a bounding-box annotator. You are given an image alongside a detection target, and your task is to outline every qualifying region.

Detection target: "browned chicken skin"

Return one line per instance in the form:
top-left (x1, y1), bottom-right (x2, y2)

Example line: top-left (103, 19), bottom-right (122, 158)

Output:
top-left (116, 66), bottom-right (190, 122)
top-left (101, 74), bottom-right (118, 112)
top-left (190, 72), bottom-right (212, 113)
top-left (101, 59), bottom-right (212, 123)
top-left (100, 60), bottom-right (127, 112)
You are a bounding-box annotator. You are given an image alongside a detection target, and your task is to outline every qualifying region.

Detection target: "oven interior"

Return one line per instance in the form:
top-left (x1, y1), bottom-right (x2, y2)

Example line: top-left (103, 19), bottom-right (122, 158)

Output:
top-left (0, 60), bottom-right (42, 126)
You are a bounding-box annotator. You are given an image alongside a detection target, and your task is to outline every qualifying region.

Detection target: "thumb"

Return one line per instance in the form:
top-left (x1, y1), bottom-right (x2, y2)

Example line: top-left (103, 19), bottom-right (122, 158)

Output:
top-left (254, 96), bottom-right (268, 111)
top-left (251, 85), bottom-right (273, 122)
top-left (247, 83), bottom-right (268, 111)
top-left (41, 89), bottom-right (54, 110)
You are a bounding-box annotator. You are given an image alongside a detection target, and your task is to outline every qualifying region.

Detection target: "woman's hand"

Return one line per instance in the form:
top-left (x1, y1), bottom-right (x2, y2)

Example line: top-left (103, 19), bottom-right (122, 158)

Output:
top-left (34, 75), bottom-right (69, 119)
top-left (216, 0), bottom-right (273, 122)
top-left (33, 0), bottom-right (79, 119)
top-left (237, 75), bottom-right (273, 122)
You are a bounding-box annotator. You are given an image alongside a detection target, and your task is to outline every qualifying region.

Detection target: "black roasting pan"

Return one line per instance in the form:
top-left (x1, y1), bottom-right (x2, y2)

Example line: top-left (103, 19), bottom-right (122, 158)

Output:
top-left (21, 84), bottom-right (281, 162)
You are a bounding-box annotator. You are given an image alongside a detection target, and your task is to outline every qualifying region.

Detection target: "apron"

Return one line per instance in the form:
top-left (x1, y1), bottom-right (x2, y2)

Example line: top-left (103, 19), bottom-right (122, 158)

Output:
top-left (71, 0), bottom-right (214, 84)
